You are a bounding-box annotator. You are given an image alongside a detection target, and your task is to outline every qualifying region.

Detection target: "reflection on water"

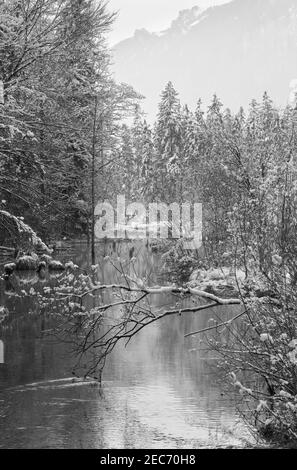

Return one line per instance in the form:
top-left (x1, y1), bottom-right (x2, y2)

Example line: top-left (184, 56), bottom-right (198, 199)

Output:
top-left (0, 241), bottom-right (253, 448)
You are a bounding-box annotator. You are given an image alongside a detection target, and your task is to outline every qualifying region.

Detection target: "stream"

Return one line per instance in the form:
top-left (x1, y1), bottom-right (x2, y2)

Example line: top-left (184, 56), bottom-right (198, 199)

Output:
top-left (0, 240), bottom-right (254, 448)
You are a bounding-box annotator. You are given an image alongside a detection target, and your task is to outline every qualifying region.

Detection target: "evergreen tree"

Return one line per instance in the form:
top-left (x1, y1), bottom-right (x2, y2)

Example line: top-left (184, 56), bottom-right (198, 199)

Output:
top-left (140, 121), bottom-right (155, 199)
top-left (120, 125), bottom-right (135, 200)
top-left (155, 81), bottom-right (182, 201)
top-left (131, 104), bottom-right (145, 194)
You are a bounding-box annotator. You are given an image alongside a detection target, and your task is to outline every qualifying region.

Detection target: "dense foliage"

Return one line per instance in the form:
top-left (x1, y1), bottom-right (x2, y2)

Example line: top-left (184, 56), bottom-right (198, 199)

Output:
top-left (0, 0), bottom-right (140, 244)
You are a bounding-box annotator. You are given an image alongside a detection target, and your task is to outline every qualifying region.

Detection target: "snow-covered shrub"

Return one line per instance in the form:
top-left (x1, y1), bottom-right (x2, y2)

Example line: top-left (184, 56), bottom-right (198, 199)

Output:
top-left (162, 239), bottom-right (201, 283)
top-left (210, 269), bottom-right (297, 445)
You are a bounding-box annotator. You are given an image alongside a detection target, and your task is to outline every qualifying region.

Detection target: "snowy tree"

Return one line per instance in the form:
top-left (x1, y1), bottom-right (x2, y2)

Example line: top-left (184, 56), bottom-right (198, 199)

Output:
top-left (119, 125), bottom-right (135, 200)
top-left (155, 81), bottom-right (182, 201)
top-left (0, 0), bottom-right (140, 243)
top-left (140, 121), bottom-right (155, 199)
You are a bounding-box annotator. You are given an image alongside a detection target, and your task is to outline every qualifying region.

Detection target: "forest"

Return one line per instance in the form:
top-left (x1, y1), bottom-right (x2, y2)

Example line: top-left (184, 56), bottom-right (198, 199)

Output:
top-left (1, 0), bottom-right (297, 449)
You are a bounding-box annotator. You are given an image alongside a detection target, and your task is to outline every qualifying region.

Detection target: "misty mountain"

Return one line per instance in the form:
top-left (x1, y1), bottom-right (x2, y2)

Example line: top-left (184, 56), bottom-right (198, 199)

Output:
top-left (112, 0), bottom-right (297, 118)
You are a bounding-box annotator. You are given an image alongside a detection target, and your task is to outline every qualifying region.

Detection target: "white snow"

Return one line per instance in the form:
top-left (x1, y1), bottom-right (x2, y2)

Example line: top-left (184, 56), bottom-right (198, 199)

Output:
top-left (289, 79), bottom-right (297, 107)
top-left (191, 13), bottom-right (209, 28)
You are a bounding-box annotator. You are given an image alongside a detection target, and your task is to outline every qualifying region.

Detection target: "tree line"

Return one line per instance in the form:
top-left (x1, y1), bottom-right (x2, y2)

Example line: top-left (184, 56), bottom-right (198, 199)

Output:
top-left (0, 0), bottom-right (140, 246)
top-left (119, 81), bottom-right (297, 274)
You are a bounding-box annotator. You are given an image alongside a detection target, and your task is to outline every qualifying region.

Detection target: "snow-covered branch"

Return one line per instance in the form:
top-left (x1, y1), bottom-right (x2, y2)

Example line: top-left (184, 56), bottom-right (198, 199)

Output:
top-left (65, 282), bottom-right (241, 305)
top-left (0, 210), bottom-right (51, 253)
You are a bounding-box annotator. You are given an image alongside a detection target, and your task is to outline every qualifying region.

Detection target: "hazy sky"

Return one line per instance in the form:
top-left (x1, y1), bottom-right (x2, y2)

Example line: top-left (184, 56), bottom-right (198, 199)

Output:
top-left (107, 0), bottom-right (231, 44)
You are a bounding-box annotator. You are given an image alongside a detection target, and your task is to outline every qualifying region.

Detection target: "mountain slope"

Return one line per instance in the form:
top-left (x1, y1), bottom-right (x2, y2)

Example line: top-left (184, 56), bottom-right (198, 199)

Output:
top-left (112, 0), bottom-right (297, 118)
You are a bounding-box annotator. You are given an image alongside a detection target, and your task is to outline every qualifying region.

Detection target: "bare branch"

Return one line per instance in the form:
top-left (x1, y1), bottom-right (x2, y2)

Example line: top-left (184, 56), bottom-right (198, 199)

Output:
top-left (184, 309), bottom-right (248, 338)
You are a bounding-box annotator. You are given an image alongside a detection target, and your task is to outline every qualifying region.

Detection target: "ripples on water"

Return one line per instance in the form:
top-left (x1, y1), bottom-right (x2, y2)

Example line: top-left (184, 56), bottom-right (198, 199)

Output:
top-left (0, 241), bottom-right (254, 448)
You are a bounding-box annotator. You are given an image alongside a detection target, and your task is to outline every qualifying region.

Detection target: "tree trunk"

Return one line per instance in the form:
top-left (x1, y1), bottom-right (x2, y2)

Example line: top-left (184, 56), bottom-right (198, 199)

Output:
top-left (91, 95), bottom-right (98, 265)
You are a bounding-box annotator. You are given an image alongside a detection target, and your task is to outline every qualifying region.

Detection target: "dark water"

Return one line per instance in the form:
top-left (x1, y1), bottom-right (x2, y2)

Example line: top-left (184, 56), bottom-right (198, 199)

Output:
top-left (0, 241), bottom-right (254, 448)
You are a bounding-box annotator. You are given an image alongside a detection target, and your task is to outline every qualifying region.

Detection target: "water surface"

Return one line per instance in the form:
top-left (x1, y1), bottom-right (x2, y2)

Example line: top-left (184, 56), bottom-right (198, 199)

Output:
top-left (0, 241), bottom-right (253, 448)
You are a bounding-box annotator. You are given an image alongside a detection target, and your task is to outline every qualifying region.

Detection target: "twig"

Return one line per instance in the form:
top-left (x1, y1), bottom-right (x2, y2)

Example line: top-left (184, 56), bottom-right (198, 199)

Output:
top-left (184, 309), bottom-right (248, 338)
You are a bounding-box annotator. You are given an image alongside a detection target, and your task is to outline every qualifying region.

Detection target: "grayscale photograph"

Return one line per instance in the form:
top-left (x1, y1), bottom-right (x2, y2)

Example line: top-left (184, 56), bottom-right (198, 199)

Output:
top-left (0, 0), bottom-right (297, 455)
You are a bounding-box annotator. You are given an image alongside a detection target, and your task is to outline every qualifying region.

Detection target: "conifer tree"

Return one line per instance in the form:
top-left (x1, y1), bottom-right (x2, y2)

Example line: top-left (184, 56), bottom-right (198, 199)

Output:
top-left (140, 121), bottom-right (155, 200)
top-left (120, 125), bottom-right (135, 200)
top-left (155, 81), bottom-right (182, 201)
